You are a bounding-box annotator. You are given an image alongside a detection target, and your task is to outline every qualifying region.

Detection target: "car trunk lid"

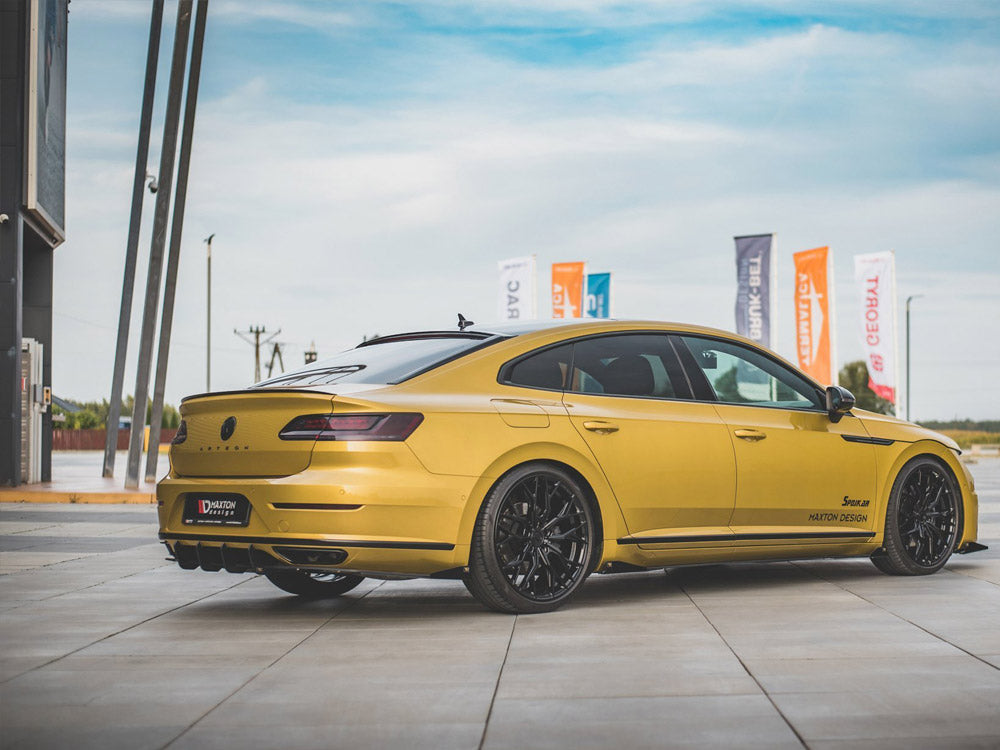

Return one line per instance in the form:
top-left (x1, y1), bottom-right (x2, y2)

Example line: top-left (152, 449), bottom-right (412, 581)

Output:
top-left (170, 391), bottom-right (335, 478)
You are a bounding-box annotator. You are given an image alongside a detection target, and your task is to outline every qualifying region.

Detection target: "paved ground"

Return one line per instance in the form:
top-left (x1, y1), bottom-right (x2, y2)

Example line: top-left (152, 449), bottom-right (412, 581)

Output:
top-left (0, 451), bottom-right (160, 504)
top-left (1, 457), bottom-right (998, 749)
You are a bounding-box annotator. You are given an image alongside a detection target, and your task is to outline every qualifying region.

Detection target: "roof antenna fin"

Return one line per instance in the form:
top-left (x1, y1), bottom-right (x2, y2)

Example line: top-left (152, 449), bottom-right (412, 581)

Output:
top-left (457, 313), bottom-right (475, 331)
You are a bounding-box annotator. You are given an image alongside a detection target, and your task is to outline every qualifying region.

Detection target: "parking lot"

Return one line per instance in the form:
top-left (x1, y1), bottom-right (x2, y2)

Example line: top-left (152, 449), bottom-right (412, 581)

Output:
top-left (1, 458), bottom-right (998, 749)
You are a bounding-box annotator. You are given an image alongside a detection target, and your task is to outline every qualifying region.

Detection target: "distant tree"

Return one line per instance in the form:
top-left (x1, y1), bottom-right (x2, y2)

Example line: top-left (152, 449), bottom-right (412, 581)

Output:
top-left (838, 360), bottom-right (894, 415)
top-left (162, 403), bottom-right (181, 429)
top-left (52, 395), bottom-right (181, 430)
top-left (919, 419), bottom-right (1000, 433)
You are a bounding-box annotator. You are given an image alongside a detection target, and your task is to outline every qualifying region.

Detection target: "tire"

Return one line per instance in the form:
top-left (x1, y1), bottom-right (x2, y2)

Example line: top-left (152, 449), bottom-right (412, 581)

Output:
top-left (463, 463), bottom-right (595, 614)
top-left (264, 569), bottom-right (365, 598)
top-left (871, 456), bottom-right (960, 576)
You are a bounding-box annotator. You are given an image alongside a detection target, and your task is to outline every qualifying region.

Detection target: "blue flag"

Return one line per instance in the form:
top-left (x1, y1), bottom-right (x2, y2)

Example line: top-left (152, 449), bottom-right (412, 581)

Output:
top-left (585, 273), bottom-right (612, 318)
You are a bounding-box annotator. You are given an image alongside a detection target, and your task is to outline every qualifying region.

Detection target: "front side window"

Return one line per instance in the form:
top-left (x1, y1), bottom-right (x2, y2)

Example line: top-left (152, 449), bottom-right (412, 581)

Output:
top-left (569, 334), bottom-right (690, 399)
top-left (679, 336), bottom-right (822, 410)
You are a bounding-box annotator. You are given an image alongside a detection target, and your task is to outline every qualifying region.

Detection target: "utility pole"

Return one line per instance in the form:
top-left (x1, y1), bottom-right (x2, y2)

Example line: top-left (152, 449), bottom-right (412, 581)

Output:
top-left (266, 342), bottom-right (285, 378)
top-left (906, 294), bottom-right (924, 422)
top-left (304, 341), bottom-right (317, 364)
top-left (235, 326), bottom-right (280, 383)
top-left (204, 233), bottom-right (214, 391)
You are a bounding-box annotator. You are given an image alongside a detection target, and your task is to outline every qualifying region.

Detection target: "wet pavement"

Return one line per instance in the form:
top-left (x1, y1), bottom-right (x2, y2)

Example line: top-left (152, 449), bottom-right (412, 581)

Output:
top-left (1, 458), bottom-right (998, 749)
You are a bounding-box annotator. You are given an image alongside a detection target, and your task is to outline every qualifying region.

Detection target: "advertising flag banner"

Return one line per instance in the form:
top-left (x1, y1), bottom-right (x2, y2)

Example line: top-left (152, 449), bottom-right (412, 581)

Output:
top-left (793, 246), bottom-right (834, 384)
top-left (854, 251), bottom-right (898, 405)
top-left (497, 256), bottom-right (537, 320)
top-left (585, 272), bottom-right (612, 318)
top-left (552, 262), bottom-right (586, 318)
top-left (734, 234), bottom-right (774, 348)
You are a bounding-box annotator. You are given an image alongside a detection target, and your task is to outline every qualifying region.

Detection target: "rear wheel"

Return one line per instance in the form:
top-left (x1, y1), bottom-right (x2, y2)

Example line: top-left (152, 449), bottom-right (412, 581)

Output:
top-left (264, 569), bottom-right (365, 598)
top-left (872, 456), bottom-right (959, 576)
top-left (463, 463), bottom-right (595, 614)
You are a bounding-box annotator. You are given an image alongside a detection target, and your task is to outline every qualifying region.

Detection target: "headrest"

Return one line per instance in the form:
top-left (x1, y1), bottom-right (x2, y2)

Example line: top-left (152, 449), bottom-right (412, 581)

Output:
top-left (602, 355), bottom-right (654, 396)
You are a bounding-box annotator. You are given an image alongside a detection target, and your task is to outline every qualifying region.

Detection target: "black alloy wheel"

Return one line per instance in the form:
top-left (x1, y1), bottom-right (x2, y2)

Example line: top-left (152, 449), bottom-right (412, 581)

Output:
top-left (872, 457), bottom-right (959, 576)
top-left (264, 569), bottom-right (365, 598)
top-left (464, 463), bottom-right (595, 613)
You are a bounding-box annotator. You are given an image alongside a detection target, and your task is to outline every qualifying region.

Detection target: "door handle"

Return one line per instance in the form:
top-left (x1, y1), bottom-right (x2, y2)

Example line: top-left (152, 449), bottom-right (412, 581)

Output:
top-left (734, 429), bottom-right (766, 442)
top-left (583, 420), bottom-right (619, 434)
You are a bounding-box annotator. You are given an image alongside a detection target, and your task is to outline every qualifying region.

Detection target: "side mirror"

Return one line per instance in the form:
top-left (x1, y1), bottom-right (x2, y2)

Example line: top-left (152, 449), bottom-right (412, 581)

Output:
top-left (825, 386), bottom-right (856, 423)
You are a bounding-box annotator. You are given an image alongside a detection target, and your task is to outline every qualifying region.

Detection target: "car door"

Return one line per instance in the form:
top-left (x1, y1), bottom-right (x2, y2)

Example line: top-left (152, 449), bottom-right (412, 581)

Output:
top-left (675, 334), bottom-right (878, 544)
top-left (561, 333), bottom-right (737, 545)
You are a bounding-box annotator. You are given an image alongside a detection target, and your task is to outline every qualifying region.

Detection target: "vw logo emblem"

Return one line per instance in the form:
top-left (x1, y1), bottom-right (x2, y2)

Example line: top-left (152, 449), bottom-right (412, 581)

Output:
top-left (220, 416), bottom-right (237, 441)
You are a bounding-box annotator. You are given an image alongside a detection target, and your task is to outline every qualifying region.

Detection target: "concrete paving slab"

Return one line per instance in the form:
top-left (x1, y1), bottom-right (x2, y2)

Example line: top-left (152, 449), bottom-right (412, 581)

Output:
top-left (171, 722), bottom-right (486, 750)
top-left (483, 694), bottom-right (803, 749)
top-left (772, 688), bottom-right (1000, 741)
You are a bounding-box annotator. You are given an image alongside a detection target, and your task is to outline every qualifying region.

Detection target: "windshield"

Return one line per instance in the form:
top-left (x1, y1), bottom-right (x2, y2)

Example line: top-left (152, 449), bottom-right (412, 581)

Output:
top-left (252, 334), bottom-right (501, 388)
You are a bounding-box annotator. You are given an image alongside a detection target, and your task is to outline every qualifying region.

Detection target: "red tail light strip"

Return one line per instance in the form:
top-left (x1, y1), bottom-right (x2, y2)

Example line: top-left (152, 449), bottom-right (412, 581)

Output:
top-left (279, 413), bottom-right (423, 441)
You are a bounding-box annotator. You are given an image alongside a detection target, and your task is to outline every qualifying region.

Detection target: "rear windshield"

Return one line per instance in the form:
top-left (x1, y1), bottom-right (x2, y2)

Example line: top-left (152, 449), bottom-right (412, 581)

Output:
top-left (252, 335), bottom-right (500, 388)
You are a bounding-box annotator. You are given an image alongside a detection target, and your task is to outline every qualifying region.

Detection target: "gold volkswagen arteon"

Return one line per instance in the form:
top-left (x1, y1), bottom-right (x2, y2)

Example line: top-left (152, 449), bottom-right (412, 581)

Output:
top-left (158, 319), bottom-right (985, 613)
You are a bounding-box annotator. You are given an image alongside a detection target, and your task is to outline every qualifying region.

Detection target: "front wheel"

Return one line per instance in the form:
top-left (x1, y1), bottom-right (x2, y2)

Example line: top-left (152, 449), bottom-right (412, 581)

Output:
top-left (463, 463), bottom-right (595, 614)
top-left (872, 457), bottom-right (959, 576)
top-left (264, 569), bottom-right (365, 598)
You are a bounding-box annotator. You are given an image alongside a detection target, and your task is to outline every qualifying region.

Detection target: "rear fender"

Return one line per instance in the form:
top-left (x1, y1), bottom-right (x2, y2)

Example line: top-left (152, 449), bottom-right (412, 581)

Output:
top-left (454, 441), bottom-right (629, 561)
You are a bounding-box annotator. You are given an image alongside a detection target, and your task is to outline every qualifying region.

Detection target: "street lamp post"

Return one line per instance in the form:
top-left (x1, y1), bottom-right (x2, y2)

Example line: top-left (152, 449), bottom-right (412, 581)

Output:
top-left (205, 233), bottom-right (215, 391)
top-left (906, 294), bottom-right (924, 422)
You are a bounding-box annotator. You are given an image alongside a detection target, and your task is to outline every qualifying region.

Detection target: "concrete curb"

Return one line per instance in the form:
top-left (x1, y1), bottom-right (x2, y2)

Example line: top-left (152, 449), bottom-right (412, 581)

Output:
top-left (0, 489), bottom-right (155, 504)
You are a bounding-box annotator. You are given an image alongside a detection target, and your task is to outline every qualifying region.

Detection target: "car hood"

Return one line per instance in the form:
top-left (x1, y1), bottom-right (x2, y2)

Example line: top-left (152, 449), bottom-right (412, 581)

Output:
top-left (854, 408), bottom-right (961, 452)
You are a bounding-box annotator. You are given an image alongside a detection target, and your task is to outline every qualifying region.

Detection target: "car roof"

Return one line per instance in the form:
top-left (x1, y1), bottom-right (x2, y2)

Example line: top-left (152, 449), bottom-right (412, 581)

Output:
top-left (367, 319), bottom-right (744, 342)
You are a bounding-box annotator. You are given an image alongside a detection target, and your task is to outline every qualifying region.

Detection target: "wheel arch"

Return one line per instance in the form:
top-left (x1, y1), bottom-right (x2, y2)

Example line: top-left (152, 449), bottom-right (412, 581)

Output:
top-left (876, 441), bottom-right (976, 549)
top-left (455, 442), bottom-right (626, 566)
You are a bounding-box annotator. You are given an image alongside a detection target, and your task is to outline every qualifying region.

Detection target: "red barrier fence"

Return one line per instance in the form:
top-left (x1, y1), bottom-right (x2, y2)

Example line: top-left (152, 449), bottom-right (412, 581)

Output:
top-left (52, 428), bottom-right (178, 451)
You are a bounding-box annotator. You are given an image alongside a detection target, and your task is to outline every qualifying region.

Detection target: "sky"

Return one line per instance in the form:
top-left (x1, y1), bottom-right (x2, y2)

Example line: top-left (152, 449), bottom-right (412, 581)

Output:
top-left (59, 0), bottom-right (1000, 419)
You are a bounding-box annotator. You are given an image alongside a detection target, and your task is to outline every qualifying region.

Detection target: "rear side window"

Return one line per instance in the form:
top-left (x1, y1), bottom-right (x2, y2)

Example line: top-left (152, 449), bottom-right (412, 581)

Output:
top-left (503, 344), bottom-right (573, 391)
top-left (254, 335), bottom-right (496, 387)
top-left (569, 334), bottom-right (690, 399)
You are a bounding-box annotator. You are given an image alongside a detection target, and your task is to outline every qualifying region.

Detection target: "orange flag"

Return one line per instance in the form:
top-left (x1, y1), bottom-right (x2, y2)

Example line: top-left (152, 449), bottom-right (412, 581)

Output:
top-left (551, 262), bottom-right (586, 318)
top-left (793, 247), bottom-right (835, 384)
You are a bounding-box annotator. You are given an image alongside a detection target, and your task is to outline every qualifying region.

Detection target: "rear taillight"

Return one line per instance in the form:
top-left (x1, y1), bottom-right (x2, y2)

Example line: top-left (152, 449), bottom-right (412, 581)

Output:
top-left (172, 420), bottom-right (188, 445)
top-left (279, 413), bottom-right (423, 441)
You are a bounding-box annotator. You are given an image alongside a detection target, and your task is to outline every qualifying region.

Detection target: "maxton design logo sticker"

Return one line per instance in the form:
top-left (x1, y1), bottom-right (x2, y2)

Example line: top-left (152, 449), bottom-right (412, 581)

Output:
top-left (809, 496), bottom-right (870, 523)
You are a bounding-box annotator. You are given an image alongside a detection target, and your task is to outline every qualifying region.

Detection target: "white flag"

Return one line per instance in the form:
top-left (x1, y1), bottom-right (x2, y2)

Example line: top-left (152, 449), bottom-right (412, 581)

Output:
top-left (854, 251), bottom-right (898, 405)
top-left (498, 256), bottom-right (537, 321)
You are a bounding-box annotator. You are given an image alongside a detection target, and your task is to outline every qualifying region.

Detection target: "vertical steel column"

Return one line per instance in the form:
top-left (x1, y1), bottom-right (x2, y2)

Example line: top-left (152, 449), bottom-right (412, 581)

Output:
top-left (905, 294), bottom-right (923, 422)
top-left (125, 0), bottom-right (193, 489)
top-left (205, 233), bottom-right (214, 391)
top-left (145, 0), bottom-right (209, 483)
top-left (103, 0), bottom-right (164, 478)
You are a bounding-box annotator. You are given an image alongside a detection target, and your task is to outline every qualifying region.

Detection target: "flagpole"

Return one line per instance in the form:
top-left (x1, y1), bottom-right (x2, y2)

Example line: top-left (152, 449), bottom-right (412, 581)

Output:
top-left (890, 249), bottom-right (899, 417)
top-left (530, 254), bottom-right (537, 320)
top-left (771, 233), bottom-right (778, 352)
top-left (829, 248), bottom-right (838, 386)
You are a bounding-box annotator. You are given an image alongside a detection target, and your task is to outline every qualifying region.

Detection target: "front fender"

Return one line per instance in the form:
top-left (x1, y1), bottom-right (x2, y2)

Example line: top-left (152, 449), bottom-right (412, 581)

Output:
top-left (872, 440), bottom-right (978, 548)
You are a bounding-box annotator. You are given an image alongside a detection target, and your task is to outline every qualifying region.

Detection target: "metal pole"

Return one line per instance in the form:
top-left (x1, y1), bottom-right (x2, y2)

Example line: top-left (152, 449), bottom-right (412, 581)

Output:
top-left (905, 294), bottom-right (923, 422)
top-left (205, 233), bottom-right (214, 391)
top-left (102, 0), bottom-right (163, 478)
top-left (146, 0), bottom-right (209, 483)
top-left (125, 0), bottom-right (193, 489)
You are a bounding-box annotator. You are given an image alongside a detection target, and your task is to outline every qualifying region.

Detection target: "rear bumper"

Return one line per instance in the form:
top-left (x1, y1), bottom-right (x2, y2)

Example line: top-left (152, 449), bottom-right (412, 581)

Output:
top-left (157, 466), bottom-right (477, 576)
